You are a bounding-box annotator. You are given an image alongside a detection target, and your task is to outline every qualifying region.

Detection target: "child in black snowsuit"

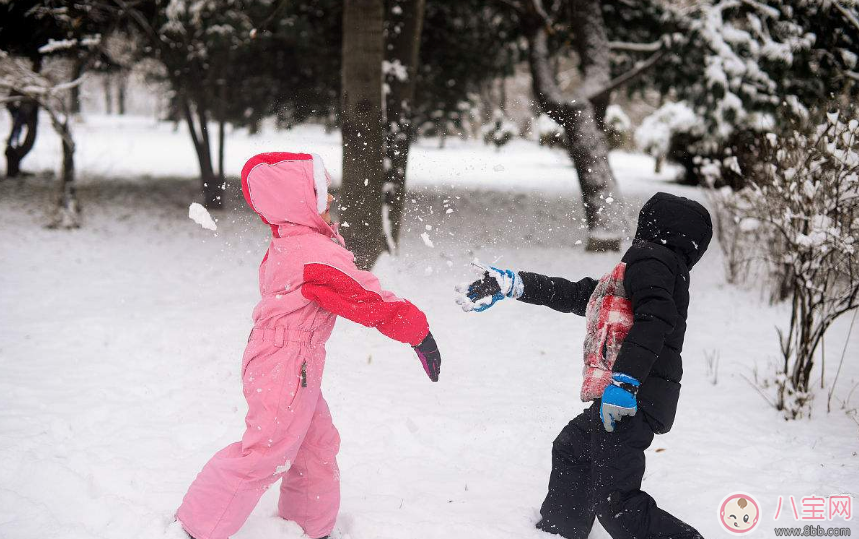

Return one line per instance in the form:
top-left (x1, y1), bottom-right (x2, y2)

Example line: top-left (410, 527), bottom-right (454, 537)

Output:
top-left (456, 192), bottom-right (712, 539)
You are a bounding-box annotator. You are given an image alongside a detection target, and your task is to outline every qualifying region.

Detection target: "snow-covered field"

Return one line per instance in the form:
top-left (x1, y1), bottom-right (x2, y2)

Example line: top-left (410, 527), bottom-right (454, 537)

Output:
top-left (1, 116), bottom-right (857, 539)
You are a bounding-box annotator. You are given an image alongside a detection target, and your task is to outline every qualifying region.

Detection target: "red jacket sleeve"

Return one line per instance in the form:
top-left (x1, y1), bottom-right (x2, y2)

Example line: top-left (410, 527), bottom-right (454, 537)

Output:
top-left (301, 262), bottom-right (430, 346)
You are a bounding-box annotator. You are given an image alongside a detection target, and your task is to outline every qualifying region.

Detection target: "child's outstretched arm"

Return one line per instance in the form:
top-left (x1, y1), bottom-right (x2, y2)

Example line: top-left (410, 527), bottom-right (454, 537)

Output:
top-left (301, 261), bottom-right (441, 381)
top-left (517, 272), bottom-right (598, 315)
top-left (455, 262), bottom-right (597, 315)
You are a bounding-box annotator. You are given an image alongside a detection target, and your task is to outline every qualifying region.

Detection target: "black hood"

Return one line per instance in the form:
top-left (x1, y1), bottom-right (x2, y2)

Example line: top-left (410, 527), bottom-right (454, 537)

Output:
top-left (634, 192), bottom-right (713, 269)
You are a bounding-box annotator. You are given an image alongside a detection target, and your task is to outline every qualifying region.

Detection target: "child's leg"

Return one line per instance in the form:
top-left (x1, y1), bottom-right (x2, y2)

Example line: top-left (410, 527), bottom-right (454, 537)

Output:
top-left (176, 343), bottom-right (319, 539)
top-left (278, 391), bottom-right (341, 539)
top-left (537, 408), bottom-right (597, 539)
top-left (590, 405), bottom-right (702, 539)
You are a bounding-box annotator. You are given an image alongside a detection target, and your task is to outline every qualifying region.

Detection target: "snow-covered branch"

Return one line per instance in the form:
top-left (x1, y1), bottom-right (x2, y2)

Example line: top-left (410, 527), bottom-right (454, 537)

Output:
top-left (608, 40), bottom-right (662, 53)
top-left (587, 46), bottom-right (667, 101)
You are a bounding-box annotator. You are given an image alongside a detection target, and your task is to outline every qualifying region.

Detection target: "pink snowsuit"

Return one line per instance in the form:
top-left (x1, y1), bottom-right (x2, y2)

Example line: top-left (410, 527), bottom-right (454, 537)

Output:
top-left (177, 152), bottom-right (430, 539)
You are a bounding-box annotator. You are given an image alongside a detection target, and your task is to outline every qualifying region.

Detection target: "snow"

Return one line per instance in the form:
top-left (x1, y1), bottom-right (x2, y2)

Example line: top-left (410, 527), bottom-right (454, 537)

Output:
top-left (635, 102), bottom-right (702, 159)
top-left (188, 202), bottom-right (217, 231)
top-left (420, 232), bottom-right (434, 248)
top-left (383, 59), bottom-right (409, 82)
top-left (1, 115), bottom-right (858, 539)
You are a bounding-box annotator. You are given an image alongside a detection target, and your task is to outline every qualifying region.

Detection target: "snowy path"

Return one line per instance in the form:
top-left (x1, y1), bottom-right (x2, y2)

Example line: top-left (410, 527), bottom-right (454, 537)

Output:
top-left (1, 122), bottom-right (858, 539)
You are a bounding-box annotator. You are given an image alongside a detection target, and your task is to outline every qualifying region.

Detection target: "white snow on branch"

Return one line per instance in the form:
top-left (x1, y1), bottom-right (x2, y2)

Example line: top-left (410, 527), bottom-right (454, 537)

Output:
top-left (38, 39), bottom-right (78, 54)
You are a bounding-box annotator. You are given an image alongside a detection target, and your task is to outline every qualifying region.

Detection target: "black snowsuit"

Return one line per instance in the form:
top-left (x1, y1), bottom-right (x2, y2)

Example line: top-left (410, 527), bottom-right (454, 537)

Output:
top-left (518, 192), bottom-right (713, 539)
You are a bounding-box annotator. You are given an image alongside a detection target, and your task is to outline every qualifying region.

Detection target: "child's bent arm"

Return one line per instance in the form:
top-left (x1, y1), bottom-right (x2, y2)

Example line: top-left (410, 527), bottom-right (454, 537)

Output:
top-left (301, 262), bottom-right (430, 346)
top-left (516, 272), bottom-right (598, 315)
top-left (612, 255), bottom-right (678, 382)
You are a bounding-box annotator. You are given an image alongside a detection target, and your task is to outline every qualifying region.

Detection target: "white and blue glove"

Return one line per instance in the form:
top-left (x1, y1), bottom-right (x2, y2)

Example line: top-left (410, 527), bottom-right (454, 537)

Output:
top-left (600, 373), bottom-right (640, 432)
top-left (455, 262), bottom-right (523, 312)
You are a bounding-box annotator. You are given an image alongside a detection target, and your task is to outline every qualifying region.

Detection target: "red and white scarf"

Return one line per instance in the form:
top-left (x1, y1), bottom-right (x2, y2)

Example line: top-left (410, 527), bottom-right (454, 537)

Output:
top-left (580, 262), bottom-right (634, 401)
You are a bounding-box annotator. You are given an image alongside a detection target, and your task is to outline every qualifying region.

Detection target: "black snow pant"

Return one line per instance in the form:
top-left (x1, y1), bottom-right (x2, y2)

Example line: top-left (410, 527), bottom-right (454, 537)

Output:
top-left (536, 402), bottom-right (702, 539)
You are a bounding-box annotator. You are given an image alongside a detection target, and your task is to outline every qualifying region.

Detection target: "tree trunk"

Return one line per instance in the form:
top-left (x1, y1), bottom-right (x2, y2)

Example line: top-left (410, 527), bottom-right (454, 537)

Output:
top-left (524, 0), bottom-right (623, 251)
top-left (181, 97), bottom-right (222, 209)
top-left (70, 58), bottom-right (85, 115)
top-left (49, 121), bottom-right (80, 228)
top-left (383, 0), bottom-right (427, 252)
top-left (117, 72), bottom-right (127, 115)
top-left (562, 101), bottom-right (620, 251)
top-left (217, 80), bottom-right (226, 182)
top-left (5, 97), bottom-right (39, 178)
top-left (197, 105), bottom-right (222, 209)
top-left (218, 117), bottom-right (226, 182)
top-left (103, 75), bottom-right (113, 115)
top-left (341, 0), bottom-right (386, 269)
top-left (499, 76), bottom-right (507, 111)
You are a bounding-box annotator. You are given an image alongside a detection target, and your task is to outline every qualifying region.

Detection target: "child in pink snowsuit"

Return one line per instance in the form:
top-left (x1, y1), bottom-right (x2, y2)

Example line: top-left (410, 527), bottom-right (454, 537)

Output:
top-left (176, 152), bottom-right (441, 539)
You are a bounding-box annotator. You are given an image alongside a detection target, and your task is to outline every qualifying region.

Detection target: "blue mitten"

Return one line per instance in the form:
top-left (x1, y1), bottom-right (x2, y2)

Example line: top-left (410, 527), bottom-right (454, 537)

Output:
top-left (600, 373), bottom-right (640, 432)
top-left (455, 262), bottom-right (523, 312)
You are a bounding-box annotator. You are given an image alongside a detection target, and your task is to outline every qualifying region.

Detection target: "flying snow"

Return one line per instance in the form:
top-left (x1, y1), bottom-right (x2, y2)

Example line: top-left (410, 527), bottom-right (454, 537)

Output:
top-left (420, 232), bottom-right (434, 248)
top-left (188, 203), bottom-right (217, 231)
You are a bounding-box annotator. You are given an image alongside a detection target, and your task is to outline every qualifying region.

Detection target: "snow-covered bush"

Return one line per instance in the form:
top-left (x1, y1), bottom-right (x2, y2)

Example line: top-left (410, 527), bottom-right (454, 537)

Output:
top-left (536, 113), bottom-right (566, 149)
top-left (635, 102), bottom-right (702, 172)
top-left (604, 105), bottom-right (631, 150)
top-left (481, 109), bottom-right (516, 151)
top-left (723, 111), bottom-right (859, 418)
top-left (704, 185), bottom-right (759, 285)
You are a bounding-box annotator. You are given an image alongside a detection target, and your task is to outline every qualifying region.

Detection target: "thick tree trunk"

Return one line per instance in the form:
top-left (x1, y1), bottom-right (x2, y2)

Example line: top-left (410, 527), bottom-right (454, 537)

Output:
top-left (561, 102), bottom-right (620, 250)
top-left (383, 0), bottom-right (426, 252)
top-left (341, 0), bottom-right (386, 269)
top-left (525, 0), bottom-right (623, 251)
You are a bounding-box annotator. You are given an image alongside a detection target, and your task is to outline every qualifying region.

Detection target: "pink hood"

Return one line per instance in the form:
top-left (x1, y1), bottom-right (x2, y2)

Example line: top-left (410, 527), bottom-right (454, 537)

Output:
top-left (241, 152), bottom-right (341, 241)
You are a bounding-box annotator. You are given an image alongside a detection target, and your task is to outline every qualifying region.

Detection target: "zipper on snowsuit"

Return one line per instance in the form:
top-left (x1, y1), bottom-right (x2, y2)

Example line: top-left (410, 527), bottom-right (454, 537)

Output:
top-left (300, 361), bottom-right (307, 388)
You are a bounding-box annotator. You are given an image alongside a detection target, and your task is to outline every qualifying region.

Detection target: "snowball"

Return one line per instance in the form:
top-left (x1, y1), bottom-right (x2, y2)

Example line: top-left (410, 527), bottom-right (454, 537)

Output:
top-left (188, 203), bottom-right (217, 231)
top-left (420, 232), bottom-right (434, 248)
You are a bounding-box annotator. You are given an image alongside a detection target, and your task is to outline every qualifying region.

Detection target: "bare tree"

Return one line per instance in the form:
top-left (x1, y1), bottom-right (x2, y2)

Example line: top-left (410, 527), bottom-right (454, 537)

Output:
top-left (0, 52), bottom-right (81, 228)
top-left (502, 0), bottom-right (666, 251)
top-left (341, 0), bottom-right (387, 268)
top-left (383, 0), bottom-right (426, 252)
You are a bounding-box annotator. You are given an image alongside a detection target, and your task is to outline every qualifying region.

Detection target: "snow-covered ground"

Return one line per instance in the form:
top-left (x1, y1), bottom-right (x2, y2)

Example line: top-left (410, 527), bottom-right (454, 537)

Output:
top-left (1, 115), bottom-right (857, 539)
